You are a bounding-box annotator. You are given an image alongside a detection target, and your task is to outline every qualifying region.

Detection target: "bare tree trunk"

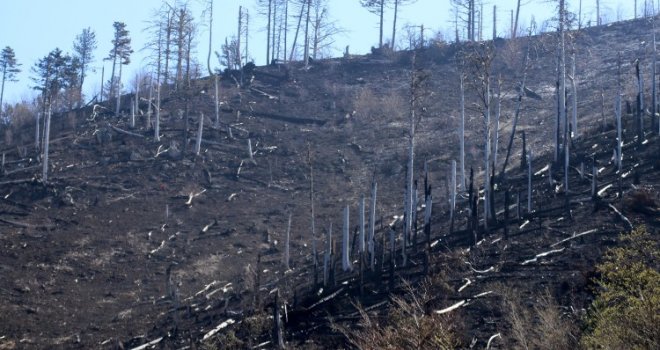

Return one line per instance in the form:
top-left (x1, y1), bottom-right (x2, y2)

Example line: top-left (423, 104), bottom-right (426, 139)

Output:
top-left (556, 0), bottom-right (566, 164)
top-left (272, 1), bottom-right (278, 62)
top-left (379, 0), bottom-right (385, 47)
top-left (450, 160), bottom-right (456, 224)
top-left (116, 62), bottom-right (123, 117)
top-left (653, 17), bottom-right (658, 133)
top-left (308, 146), bottom-right (317, 280)
top-left (42, 101), bottom-right (52, 184)
top-left (130, 98), bottom-right (135, 128)
top-left (147, 75), bottom-right (153, 129)
top-left (392, 0), bottom-right (399, 48)
top-left (267, 0), bottom-right (272, 64)
top-left (304, 0), bottom-right (311, 66)
top-left (35, 112), bottom-right (40, 151)
top-left (479, 2), bottom-right (483, 41)
top-left (283, 0), bottom-right (288, 62)
top-left (342, 205), bottom-right (351, 272)
top-left (214, 75), bottom-right (220, 128)
top-left (284, 213), bottom-right (291, 270)
top-left (289, 0), bottom-right (306, 61)
top-left (578, 0), bottom-right (583, 29)
top-left (359, 195), bottom-right (365, 253)
top-left (493, 77), bottom-right (501, 167)
top-left (195, 112), bottom-right (204, 156)
top-left (527, 149), bottom-right (532, 212)
top-left (135, 73), bottom-right (140, 117)
top-left (597, 0), bottom-right (601, 25)
top-left (404, 55), bottom-right (417, 267)
top-left (323, 223), bottom-right (332, 286)
top-left (636, 59), bottom-right (645, 145)
top-left (484, 76), bottom-right (491, 224)
top-left (459, 72), bottom-right (466, 189)
top-left (155, 83), bottom-right (161, 142)
top-left (100, 65), bottom-right (105, 103)
top-left (493, 5), bottom-right (497, 40)
top-left (571, 51), bottom-right (578, 138)
top-left (513, 0), bottom-right (521, 39)
top-left (368, 178), bottom-right (377, 270)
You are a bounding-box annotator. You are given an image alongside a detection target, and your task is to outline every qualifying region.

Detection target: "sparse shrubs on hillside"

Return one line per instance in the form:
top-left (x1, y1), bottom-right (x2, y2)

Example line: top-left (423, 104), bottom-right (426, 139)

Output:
top-left (336, 279), bottom-right (461, 350)
top-left (495, 284), bottom-right (578, 350)
top-left (580, 226), bottom-right (660, 349)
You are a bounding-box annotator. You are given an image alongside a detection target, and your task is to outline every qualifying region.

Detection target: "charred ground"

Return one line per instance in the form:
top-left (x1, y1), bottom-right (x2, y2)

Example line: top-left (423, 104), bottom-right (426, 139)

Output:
top-left (0, 16), bottom-right (659, 349)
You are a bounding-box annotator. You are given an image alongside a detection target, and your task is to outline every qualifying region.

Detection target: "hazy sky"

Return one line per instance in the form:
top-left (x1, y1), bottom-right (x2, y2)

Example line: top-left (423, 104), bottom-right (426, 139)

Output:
top-left (0, 0), bottom-right (635, 105)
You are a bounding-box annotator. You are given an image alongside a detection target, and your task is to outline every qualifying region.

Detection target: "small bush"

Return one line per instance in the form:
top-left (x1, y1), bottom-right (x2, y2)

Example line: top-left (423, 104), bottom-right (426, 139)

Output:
top-left (495, 284), bottom-right (578, 350)
top-left (336, 279), bottom-right (461, 349)
top-left (580, 226), bottom-right (660, 349)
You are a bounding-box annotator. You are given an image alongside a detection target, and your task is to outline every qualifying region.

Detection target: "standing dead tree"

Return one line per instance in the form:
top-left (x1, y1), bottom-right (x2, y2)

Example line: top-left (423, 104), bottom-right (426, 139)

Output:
top-left (464, 42), bottom-right (495, 227)
top-left (403, 52), bottom-right (428, 265)
top-left (360, 0), bottom-right (389, 48)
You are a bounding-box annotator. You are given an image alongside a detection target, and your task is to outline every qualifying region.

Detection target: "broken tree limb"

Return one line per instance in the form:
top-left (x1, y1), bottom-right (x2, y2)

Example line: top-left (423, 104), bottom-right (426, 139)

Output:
top-left (607, 203), bottom-right (634, 231)
top-left (0, 178), bottom-right (36, 186)
top-left (550, 228), bottom-right (598, 247)
top-left (304, 287), bottom-right (345, 311)
top-left (109, 124), bottom-right (145, 138)
top-left (4, 165), bottom-right (40, 176)
top-left (128, 337), bottom-right (164, 350)
top-left (486, 333), bottom-right (502, 350)
top-left (0, 218), bottom-right (55, 230)
top-left (435, 300), bottom-right (466, 314)
top-left (185, 189), bottom-right (207, 206)
top-left (521, 248), bottom-right (565, 265)
top-left (250, 87), bottom-right (279, 100)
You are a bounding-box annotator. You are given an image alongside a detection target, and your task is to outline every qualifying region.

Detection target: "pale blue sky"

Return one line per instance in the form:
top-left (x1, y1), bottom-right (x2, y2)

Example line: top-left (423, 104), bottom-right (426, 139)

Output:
top-left (0, 0), bottom-right (634, 105)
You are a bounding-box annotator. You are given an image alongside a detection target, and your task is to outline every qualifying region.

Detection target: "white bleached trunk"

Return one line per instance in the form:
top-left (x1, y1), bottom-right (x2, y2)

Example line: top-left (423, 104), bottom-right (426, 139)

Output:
top-left (342, 205), bottom-right (351, 271)
top-left (359, 195), bottom-right (365, 253)
top-left (195, 113), bottom-right (204, 156)
top-left (42, 101), bottom-right (52, 184)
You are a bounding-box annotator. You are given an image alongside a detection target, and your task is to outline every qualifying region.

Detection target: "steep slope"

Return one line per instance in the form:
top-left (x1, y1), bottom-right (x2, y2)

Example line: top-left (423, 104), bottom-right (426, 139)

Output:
top-left (0, 16), bottom-right (658, 349)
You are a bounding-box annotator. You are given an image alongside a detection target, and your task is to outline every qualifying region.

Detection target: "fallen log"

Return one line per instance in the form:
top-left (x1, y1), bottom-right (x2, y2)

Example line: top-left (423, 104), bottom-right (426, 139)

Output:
top-left (110, 124), bottom-right (145, 138)
top-left (128, 337), bottom-right (163, 350)
top-left (202, 319), bottom-right (236, 341)
top-left (550, 228), bottom-right (598, 247)
top-left (0, 218), bottom-right (55, 230)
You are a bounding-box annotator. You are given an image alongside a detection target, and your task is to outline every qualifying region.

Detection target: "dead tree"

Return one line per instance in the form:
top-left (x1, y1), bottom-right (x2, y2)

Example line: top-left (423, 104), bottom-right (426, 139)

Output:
top-left (459, 68), bottom-right (467, 189)
top-left (570, 50), bottom-right (578, 138)
top-left (42, 102), bottom-right (52, 183)
top-left (308, 145), bottom-right (317, 285)
top-left (284, 213), bottom-right (291, 270)
top-left (653, 17), bottom-right (658, 133)
top-left (195, 113), bottom-right (204, 156)
top-left (323, 223), bottom-right (332, 286)
top-left (555, 0), bottom-right (567, 164)
top-left (616, 54), bottom-right (623, 172)
top-left (359, 195), bottom-right (366, 254)
top-left (635, 59), bottom-right (645, 146)
top-left (527, 149), bottom-right (533, 212)
top-left (342, 205), bottom-right (351, 271)
top-left (368, 178), bottom-right (377, 270)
